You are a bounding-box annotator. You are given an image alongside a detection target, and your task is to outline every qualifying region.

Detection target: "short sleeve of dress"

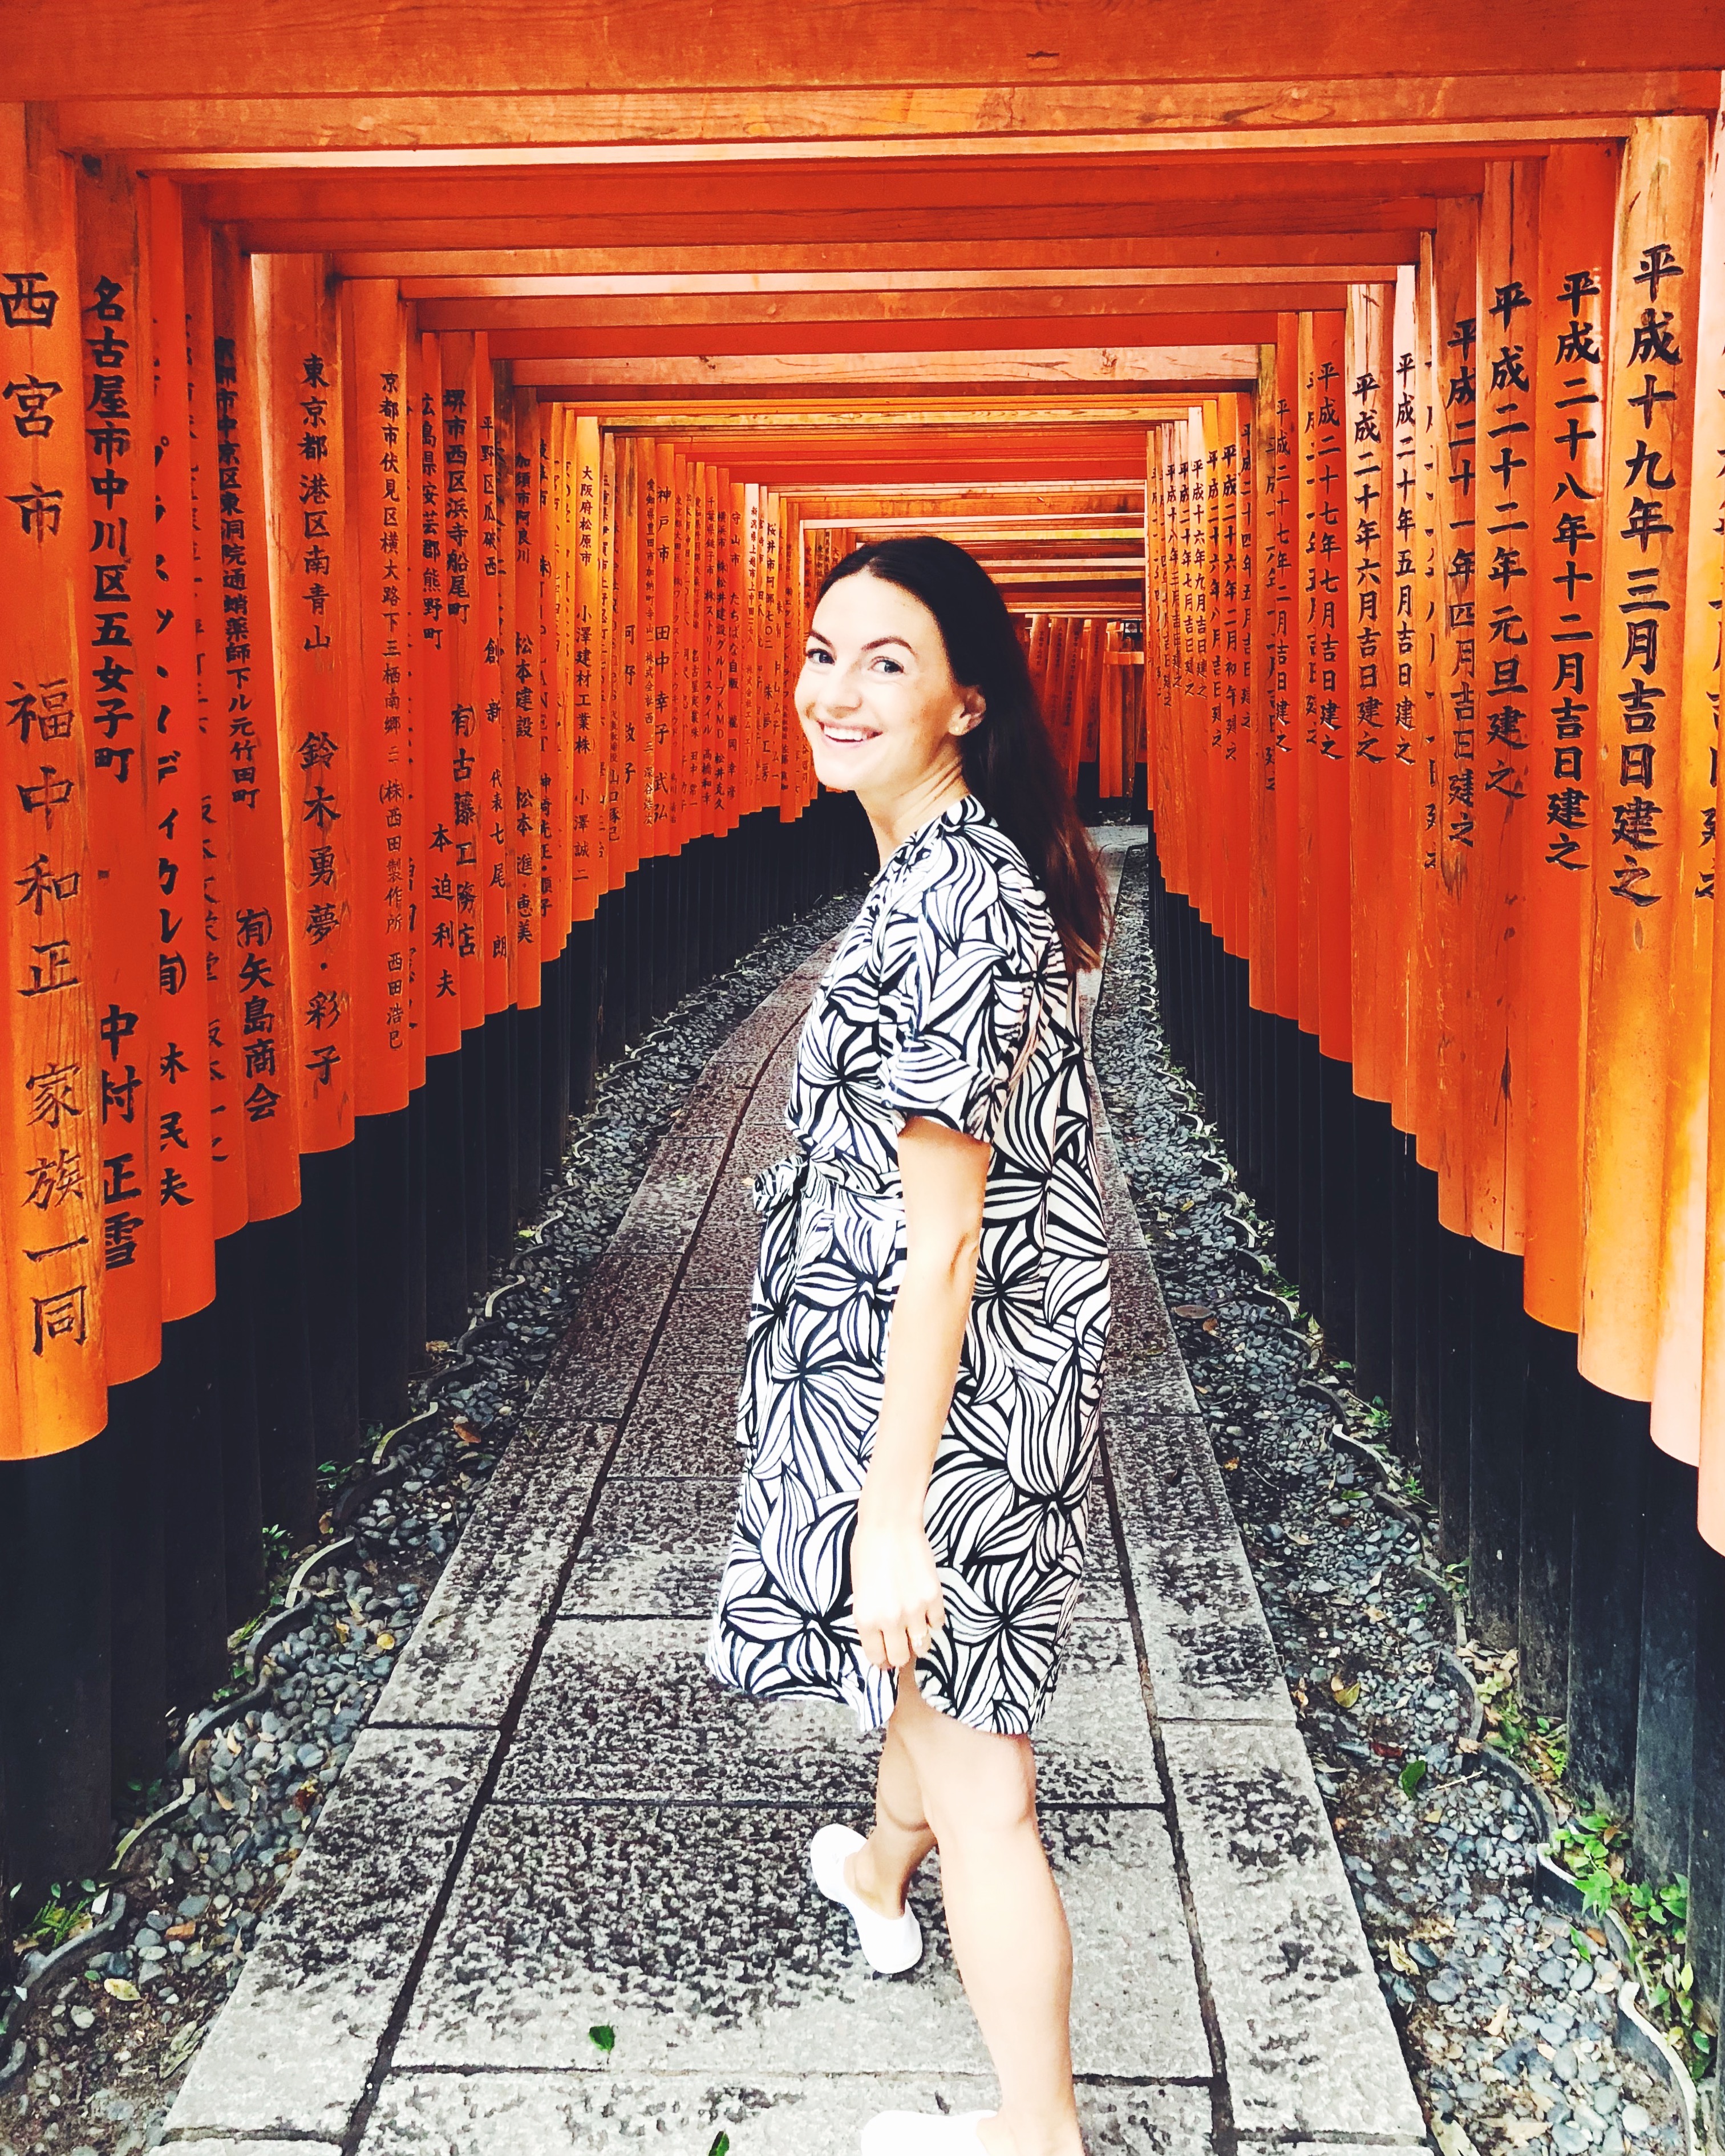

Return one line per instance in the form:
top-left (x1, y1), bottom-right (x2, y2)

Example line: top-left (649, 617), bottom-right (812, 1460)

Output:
top-left (877, 851), bottom-right (1038, 1145)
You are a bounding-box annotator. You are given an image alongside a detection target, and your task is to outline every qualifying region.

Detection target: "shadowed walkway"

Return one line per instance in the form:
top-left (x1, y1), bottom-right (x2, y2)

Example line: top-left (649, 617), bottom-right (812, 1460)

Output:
top-left (160, 829), bottom-right (1423, 2155)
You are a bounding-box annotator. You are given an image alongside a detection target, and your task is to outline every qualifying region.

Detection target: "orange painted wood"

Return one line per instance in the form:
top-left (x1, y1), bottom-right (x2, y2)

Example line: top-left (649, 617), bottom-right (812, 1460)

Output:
top-left (1384, 262), bottom-right (1423, 1132)
top-left (1269, 314), bottom-right (1302, 1024)
top-left (181, 206), bottom-right (250, 1240)
top-left (1429, 197), bottom-right (1480, 1231)
top-left (415, 331), bottom-right (461, 1051)
top-left (76, 155), bottom-right (163, 1380)
top-left (147, 177), bottom-right (217, 1320)
top-left (257, 252), bottom-right (357, 1154)
top-left (1407, 230), bottom-right (1444, 1159)
top-left (570, 411), bottom-right (605, 920)
top-left (1309, 310), bottom-right (1351, 1064)
top-left (1234, 386), bottom-right (1257, 965)
top-left (208, 229), bottom-right (299, 1219)
top-left (0, 107), bottom-right (108, 1453)
top-left (1579, 115), bottom-right (1710, 1403)
top-left (1246, 345), bottom-right (1279, 1012)
top-left (1345, 281), bottom-right (1394, 1104)
top-left (342, 281), bottom-right (414, 1111)
top-left (1294, 317), bottom-right (1323, 1040)
top-left (473, 350), bottom-right (512, 1010)
top-left (1654, 117), bottom-right (1725, 1465)
top-left (437, 331), bottom-right (487, 1027)
top-left (1464, 160), bottom-right (1540, 1247)
top-left (516, 389), bottom-right (558, 975)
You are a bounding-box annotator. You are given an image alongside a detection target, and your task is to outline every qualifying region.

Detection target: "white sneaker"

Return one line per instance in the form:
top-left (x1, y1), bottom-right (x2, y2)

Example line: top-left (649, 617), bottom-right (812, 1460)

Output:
top-left (809, 1824), bottom-right (923, 1975)
top-left (859, 2112), bottom-right (990, 2154)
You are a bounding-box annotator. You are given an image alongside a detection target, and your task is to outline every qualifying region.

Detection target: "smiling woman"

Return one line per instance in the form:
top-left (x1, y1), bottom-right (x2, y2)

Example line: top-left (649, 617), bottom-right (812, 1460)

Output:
top-left (705, 538), bottom-right (1112, 2156)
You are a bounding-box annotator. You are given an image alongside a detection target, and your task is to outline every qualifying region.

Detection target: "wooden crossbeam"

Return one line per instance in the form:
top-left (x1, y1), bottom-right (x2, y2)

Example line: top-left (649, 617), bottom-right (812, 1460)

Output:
top-left (413, 285), bottom-right (1358, 335)
top-left (48, 70), bottom-right (1722, 151)
top-left (398, 264), bottom-right (1403, 297)
top-left (340, 236), bottom-right (1429, 275)
top-left (513, 346), bottom-right (1261, 386)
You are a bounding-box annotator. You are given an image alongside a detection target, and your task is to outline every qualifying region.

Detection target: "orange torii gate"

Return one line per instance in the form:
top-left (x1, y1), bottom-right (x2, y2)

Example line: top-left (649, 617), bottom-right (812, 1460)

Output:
top-left (5, 18), bottom-right (1725, 2025)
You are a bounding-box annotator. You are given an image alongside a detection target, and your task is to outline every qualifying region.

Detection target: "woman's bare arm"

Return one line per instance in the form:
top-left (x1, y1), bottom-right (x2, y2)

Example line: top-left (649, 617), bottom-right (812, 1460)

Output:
top-left (851, 1114), bottom-right (990, 1672)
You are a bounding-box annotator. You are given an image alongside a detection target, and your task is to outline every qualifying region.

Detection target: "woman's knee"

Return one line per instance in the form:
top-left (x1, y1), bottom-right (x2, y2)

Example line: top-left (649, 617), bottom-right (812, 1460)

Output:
top-left (912, 1725), bottom-right (1039, 1844)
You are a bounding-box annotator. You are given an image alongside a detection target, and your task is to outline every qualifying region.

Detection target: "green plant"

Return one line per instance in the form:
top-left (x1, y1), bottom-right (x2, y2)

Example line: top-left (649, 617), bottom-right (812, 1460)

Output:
top-left (261, 1522), bottom-right (292, 1569)
top-left (22, 1880), bottom-right (97, 1954)
top-left (1552, 1813), bottom-right (1712, 2078)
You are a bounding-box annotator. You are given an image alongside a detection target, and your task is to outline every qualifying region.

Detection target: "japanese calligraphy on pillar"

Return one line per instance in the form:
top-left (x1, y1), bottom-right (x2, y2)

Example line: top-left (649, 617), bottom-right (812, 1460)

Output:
top-left (208, 231), bottom-right (297, 1216)
top-left (1431, 199), bottom-right (1481, 1224)
top-left (1522, 145), bottom-right (1618, 1332)
top-left (342, 281), bottom-right (411, 1116)
top-left (475, 353), bottom-right (510, 1008)
top-left (258, 253), bottom-right (351, 1151)
top-left (415, 333), bottom-right (460, 1055)
top-left (182, 206), bottom-right (248, 1242)
top-left (76, 155), bottom-right (161, 1379)
top-left (1581, 116), bottom-right (1709, 1396)
top-left (1346, 282), bottom-right (1394, 1103)
top-left (439, 333), bottom-right (484, 1029)
top-left (2, 108), bottom-right (106, 1449)
top-left (571, 413), bottom-right (602, 921)
top-left (147, 175), bottom-right (215, 1318)
top-left (1470, 161), bottom-right (1541, 1243)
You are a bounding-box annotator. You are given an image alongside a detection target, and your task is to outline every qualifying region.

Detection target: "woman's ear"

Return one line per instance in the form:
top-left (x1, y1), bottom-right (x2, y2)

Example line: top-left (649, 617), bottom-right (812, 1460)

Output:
top-left (951, 691), bottom-right (986, 737)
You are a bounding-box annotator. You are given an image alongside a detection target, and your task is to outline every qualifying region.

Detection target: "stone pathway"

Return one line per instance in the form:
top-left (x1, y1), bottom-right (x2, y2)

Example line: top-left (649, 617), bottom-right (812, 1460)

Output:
top-left (159, 829), bottom-right (1425, 2156)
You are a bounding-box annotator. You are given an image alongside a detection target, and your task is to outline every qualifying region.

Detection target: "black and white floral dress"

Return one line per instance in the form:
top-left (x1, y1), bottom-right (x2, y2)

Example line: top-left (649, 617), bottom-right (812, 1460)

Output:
top-left (705, 795), bottom-right (1111, 1737)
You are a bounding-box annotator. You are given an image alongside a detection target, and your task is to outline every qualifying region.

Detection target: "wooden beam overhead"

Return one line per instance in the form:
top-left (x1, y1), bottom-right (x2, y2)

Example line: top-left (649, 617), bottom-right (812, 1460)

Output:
top-left (189, 153), bottom-right (1487, 223)
top-left (41, 60), bottom-right (1720, 132)
top-left (338, 236), bottom-right (1428, 277)
top-left (397, 264), bottom-right (1401, 297)
top-left (512, 345), bottom-right (1260, 387)
top-left (412, 285), bottom-right (1356, 337)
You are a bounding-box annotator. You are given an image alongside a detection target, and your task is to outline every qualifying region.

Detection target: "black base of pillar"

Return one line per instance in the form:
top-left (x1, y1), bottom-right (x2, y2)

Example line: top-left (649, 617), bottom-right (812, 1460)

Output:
top-left (1568, 1387), bottom-right (1649, 1815)
top-left (355, 1110), bottom-right (411, 1430)
top-left (157, 1302), bottom-right (228, 1711)
top-left (1633, 1447), bottom-right (1699, 1883)
top-left (1468, 1246), bottom-right (1526, 1651)
top-left (0, 1438), bottom-right (114, 1902)
top-left (1519, 1316), bottom-right (1578, 1716)
top-left (250, 1207), bottom-right (317, 1543)
top-left (214, 1228), bottom-right (264, 1628)
top-left (1353, 1096), bottom-right (1394, 1404)
top-left (298, 1146), bottom-right (361, 1468)
top-left (424, 1048), bottom-right (467, 1340)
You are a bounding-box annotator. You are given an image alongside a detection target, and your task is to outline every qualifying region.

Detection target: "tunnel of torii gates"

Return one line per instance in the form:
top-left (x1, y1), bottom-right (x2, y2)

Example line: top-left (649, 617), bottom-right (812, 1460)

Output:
top-left (2, 0), bottom-right (1725, 1961)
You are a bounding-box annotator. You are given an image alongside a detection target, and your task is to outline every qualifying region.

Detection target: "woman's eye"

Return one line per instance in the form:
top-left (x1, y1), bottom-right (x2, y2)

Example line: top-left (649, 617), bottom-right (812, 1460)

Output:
top-left (872, 656), bottom-right (903, 675)
top-left (804, 646), bottom-right (831, 664)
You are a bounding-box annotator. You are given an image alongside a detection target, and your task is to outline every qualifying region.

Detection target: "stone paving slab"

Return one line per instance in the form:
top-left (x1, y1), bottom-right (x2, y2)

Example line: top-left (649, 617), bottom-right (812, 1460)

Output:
top-left (357, 2071), bottom-right (1217, 2155)
top-left (557, 1476), bottom-right (736, 1613)
top-left (1107, 1409), bottom-right (1294, 1728)
top-left (396, 1801), bottom-right (1208, 2080)
top-left (165, 845), bottom-right (1424, 2155)
top-left (497, 1616), bottom-right (1161, 1808)
top-left (1159, 1717), bottom-right (1427, 2141)
top-left (167, 1727), bottom-right (495, 2142)
top-left (621, 1365), bottom-right (747, 1475)
top-left (374, 1416), bottom-right (615, 1729)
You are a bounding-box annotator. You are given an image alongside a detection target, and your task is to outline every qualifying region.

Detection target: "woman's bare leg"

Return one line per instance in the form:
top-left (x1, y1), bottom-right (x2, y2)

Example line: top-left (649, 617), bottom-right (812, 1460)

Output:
top-left (846, 1704), bottom-right (937, 1916)
top-left (879, 1675), bottom-right (1084, 2156)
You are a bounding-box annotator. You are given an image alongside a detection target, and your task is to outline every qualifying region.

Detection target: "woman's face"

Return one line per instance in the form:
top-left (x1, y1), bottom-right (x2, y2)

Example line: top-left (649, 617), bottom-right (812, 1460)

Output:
top-left (796, 570), bottom-right (984, 807)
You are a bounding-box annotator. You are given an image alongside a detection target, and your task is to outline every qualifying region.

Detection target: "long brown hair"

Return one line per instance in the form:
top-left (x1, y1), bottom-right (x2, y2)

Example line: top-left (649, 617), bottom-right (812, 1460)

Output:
top-left (819, 537), bottom-right (1110, 972)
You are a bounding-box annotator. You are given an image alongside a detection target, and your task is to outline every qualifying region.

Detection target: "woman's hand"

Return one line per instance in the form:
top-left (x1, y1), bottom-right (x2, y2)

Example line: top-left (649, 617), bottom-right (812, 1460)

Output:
top-left (848, 1114), bottom-right (985, 1672)
top-left (850, 1502), bottom-right (946, 1671)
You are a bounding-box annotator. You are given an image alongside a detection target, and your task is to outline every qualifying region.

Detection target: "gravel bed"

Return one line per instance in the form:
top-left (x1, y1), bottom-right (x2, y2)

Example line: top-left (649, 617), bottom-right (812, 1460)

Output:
top-left (0, 887), bottom-right (861, 2156)
top-left (1090, 841), bottom-right (1683, 2156)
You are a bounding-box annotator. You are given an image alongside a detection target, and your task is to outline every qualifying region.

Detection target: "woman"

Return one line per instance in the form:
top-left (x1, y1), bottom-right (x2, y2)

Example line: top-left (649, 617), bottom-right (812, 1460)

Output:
top-left (706, 537), bottom-right (1111, 2156)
